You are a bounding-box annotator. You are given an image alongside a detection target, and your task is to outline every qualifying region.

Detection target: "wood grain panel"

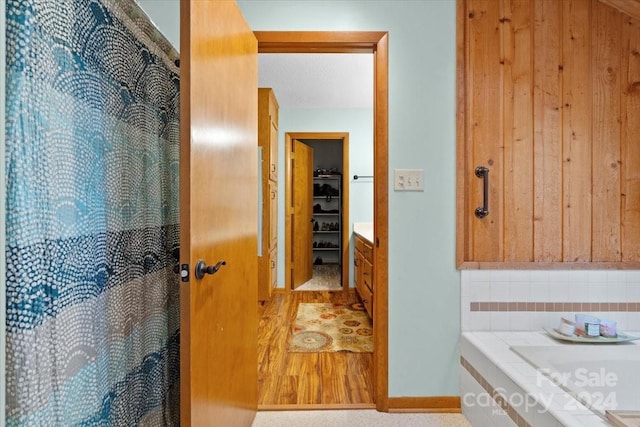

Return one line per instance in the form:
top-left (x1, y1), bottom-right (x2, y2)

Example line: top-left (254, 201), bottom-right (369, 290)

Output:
top-left (599, 0), bottom-right (640, 20)
top-left (592, 1), bottom-right (623, 261)
top-left (180, 1), bottom-right (258, 425)
top-left (467, 0), bottom-right (504, 261)
top-left (457, 0), bottom-right (468, 267)
top-left (532, 0), bottom-right (563, 262)
top-left (459, 0), bottom-right (640, 268)
top-left (562, 0), bottom-right (593, 262)
top-left (387, 396), bottom-right (461, 413)
top-left (255, 31), bottom-right (389, 53)
top-left (258, 89), bottom-right (278, 301)
top-left (292, 140), bottom-right (313, 287)
top-left (502, 0), bottom-right (534, 261)
top-left (372, 32), bottom-right (389, 412)
top-left (621, 15), bottom-right (640, 260)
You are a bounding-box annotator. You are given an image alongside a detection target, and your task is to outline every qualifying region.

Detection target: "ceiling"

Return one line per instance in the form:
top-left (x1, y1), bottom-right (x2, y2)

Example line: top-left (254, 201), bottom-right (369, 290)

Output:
top-left (258, 53), bottom-right (374, 110)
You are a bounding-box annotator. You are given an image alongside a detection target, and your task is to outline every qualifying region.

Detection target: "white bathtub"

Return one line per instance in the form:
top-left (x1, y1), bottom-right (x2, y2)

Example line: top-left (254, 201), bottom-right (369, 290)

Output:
top-left (512, 344), bottom-right (640, 417)
top-left (460, 331), bottom-right (640, 427)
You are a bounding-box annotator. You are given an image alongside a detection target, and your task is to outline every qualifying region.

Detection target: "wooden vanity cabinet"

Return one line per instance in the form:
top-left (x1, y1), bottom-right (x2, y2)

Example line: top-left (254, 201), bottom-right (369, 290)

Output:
top-left (354, 233), bottom-right (373, 318)
top-left (457, 0), bottom-right (640, 268)
top-left (258, 88), bottom-right (279, 301)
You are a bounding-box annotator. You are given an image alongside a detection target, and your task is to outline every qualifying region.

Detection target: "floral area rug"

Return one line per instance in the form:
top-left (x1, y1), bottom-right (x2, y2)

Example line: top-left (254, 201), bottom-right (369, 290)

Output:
top-left (287, 303), bottom-right (373, 353)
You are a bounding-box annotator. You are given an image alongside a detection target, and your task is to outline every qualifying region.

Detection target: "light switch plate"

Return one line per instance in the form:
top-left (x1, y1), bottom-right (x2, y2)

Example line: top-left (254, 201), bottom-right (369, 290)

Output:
top-left (394, 169), bottom-right (424, 191)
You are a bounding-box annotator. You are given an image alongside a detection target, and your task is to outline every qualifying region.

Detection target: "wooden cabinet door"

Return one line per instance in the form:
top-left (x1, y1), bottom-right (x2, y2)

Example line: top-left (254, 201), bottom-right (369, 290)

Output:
top-left (269, 119), bottom-right (278, 181)
top-left (269, 181), bottom-right (277, 249)
top-left (457, 0), bottom-right (640, 268)
top-left (258, 88), bottom-right (278, 182)
top-left (354, 249), bottom-right (362, 291)
top-left (267, 89), bottom-right (278, 181)
top-left (269, 246), bottom-right (277, 290)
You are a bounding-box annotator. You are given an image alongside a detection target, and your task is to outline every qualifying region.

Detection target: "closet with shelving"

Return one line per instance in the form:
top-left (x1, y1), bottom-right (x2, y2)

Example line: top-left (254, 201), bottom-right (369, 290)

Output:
top-left (312, 174), bottom-right (342, 266)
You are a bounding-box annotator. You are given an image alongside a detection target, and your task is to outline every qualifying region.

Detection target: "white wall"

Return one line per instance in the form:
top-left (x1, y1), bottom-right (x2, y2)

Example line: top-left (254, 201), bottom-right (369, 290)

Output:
top-left (1, 0), bottom-right (7, 424)
top-left (138, 0), bottom-right (460, 397)
top-left (278, 108), bottom-right (374, 289)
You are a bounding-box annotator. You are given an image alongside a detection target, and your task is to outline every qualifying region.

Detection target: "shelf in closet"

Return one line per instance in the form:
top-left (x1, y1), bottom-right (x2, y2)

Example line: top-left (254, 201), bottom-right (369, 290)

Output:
top-left (313, 174), bottom-right (341, 266)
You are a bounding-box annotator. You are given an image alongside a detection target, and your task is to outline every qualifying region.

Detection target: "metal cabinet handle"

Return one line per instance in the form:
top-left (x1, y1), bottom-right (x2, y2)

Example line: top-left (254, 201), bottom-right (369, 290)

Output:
top-left (474, 166), bottom-right (489, 219)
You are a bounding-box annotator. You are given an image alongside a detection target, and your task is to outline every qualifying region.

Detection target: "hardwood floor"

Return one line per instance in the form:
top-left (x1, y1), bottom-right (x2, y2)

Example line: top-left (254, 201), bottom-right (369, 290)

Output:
top-left (257, 290), bottom-right (374, 407)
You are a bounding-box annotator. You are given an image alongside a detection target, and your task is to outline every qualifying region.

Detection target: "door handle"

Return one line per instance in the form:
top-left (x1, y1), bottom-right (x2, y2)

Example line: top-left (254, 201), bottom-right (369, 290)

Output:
top-left (474, 166), bottom-right (489, 219)
top-left (194, 260), bottom-right (227, 280)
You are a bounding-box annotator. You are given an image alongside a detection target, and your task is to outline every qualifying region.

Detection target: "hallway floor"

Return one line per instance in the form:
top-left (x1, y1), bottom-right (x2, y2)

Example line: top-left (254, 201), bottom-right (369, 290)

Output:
top-left (252, 409), bottom-right (472, 426)
top-left (258, 290), bottom-right (373, 405)
top-left (295, 264), bottom-right (342, 291)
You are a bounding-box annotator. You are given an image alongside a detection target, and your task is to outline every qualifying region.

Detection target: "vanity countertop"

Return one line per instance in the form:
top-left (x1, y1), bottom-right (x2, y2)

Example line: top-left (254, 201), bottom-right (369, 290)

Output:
top-left (353, 222), bottom-right (373, 244)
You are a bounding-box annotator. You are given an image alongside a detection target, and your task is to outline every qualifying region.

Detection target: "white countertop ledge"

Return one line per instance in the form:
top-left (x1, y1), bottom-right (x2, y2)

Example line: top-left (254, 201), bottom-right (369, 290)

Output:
top-left (353, 222), bottom-right (373, 243)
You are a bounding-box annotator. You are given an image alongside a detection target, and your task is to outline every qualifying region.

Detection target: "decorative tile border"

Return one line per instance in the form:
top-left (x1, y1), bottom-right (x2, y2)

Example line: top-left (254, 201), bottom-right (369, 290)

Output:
top-left (460, 356), bottom-right (531, 427)
top-left (470, 302), bottom-right (640, 312)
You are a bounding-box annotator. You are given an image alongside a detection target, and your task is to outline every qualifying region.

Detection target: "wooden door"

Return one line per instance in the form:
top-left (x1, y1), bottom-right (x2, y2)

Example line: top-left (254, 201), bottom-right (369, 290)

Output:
top-left (179, 1), bottom-right (258, 426)
top-left (292, 139), bottom-right (313, 288)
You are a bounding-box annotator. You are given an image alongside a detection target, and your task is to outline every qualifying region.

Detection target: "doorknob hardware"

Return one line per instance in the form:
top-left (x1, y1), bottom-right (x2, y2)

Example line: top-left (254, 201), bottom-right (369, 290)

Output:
top-left (194, 260), bottom-right (227, 280)
top-left (180, 264), bottom-right (190, 282)
top-left (474, 166), bottom-right (489, 219)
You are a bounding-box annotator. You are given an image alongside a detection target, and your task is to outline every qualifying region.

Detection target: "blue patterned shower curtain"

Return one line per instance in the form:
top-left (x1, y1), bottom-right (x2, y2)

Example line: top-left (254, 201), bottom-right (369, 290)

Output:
top-left (5, 0), bottom-right (180, 425)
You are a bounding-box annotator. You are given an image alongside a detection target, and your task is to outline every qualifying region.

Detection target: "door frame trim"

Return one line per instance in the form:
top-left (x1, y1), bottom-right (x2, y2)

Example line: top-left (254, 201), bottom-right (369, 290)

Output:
top-left (286, 133), bottom-right (350, 292)
top-left (255, 31), bottom-right (389, 411)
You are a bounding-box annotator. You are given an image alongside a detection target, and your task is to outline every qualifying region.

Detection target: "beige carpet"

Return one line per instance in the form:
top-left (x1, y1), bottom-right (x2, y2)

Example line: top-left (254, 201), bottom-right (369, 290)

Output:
top-left (287, 303), bottom-right (373, 353)
top-left (252, 410), bottom-right (472, 427)
top-left (295, 265), bottom-right (342, 291)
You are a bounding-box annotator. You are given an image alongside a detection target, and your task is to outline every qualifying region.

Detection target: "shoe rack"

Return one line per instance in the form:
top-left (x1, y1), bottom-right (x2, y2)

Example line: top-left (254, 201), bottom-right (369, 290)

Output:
top-left (312, 174), bottom-right (341, 266)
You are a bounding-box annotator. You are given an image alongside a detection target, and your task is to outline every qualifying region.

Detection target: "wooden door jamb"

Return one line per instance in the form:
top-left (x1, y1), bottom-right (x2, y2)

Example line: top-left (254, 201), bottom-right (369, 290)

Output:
top-left (255, 31), bottom-right (389, 412)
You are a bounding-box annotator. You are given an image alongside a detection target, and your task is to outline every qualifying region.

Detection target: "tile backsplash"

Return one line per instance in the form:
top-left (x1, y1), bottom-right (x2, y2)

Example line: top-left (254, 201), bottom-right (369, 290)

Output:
top-left (461, 270), bottom-right (640, 332)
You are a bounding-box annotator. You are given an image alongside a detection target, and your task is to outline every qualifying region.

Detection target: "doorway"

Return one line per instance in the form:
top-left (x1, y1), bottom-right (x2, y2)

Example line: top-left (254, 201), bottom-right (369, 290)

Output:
top-left (255, 31), bottom-right (389, 411)
top-left (288, 133), bottom-right (350, 291)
